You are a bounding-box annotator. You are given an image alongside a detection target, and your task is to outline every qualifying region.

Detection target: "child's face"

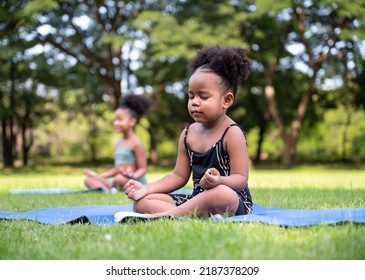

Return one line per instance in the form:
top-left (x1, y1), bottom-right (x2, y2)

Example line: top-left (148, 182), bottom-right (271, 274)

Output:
top-left (113, 108), bottom-right (136, 133)
top-left (187, 69), bottom-right (233, 124)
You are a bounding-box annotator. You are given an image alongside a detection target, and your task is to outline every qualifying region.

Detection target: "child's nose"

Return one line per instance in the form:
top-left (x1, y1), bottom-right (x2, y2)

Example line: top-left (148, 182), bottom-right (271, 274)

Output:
top-left (191, 97), bottom-right (200, 106)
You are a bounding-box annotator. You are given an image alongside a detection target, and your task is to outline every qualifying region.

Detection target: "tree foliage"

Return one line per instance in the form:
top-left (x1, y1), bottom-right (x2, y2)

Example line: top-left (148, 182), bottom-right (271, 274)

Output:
top-left (1, 0), bottom-right (365, 167)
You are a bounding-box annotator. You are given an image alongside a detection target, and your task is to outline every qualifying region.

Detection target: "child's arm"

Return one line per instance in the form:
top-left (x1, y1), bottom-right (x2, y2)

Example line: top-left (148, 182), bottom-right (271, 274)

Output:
top-left (125, 140), bottom-right (147, 180)
top-left (83, 169), bottom-right (98, 177)
top-left (98, 167), bottom-right (119, 178)
top-left (124, 129), bottom-right (191, 201)
top-left (83, 167), bottom-right (118, 178)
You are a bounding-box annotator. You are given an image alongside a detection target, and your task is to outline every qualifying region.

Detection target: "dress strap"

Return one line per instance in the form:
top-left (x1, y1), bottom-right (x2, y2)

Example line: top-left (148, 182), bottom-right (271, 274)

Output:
top-left (184, 125), bottom-right (191, 145)
top-left (221, 123), bottom-right (239, 141)
top-left (185, 123), bottom-right (242, 146)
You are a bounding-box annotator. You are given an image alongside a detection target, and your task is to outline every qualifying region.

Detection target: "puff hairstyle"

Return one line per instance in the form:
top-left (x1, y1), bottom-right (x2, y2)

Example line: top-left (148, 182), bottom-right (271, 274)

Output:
top-left (119, 94), bottom-right (152, 122)
top-left (189, 46), bottom-right (252, 98)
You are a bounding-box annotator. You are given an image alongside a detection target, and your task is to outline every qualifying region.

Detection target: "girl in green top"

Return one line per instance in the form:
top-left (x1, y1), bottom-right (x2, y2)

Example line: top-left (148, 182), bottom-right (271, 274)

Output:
top-left (83, 94), bottom-right (152, 192)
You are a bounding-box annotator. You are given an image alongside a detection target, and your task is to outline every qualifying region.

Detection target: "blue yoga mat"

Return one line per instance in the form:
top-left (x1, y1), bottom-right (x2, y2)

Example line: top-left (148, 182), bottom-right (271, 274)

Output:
top-left (8, 187), bottom-right (189, 194)
top-left (0, 203), bottom-right (364, 227)
top-left (8, 187), bottom-right (106, 194)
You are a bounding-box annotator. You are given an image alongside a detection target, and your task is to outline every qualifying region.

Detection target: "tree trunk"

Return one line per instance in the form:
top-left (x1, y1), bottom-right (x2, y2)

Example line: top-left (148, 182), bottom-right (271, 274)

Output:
top-left (253, 110), bottom-right (270, 164)
top-left (264, 53), bottom-right (316, 167)
top-left (264, 57), bottom-right (293, 166)
top-left (282, 134), bottom-right (298, 167)
top-left (254, 122), bottom-right (266, 163)
top-left (1, 119), bottom-right (14, 167)
top-left (20, 97), bottom-right (33, 166)
top-left (1, 63), bottom-right (17, 167)
top-left (21, 124), bottom-right (34, 166)
top-left (21, 127), bottom-right (28, 166)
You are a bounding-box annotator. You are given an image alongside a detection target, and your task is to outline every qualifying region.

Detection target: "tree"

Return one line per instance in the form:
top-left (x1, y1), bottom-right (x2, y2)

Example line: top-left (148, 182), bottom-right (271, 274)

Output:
top-left (25, 0), bottom-right (175, 108)
top-left (4, 0), bottom-right (364, 166)
top-left (0, 0), bottom-right (59, 166)
top-left (57, 64), bottom-right (112, 163)
top-left (131, 1), bottom-right (254, 162)
top-left (239, 0), bottom-right (365, 166)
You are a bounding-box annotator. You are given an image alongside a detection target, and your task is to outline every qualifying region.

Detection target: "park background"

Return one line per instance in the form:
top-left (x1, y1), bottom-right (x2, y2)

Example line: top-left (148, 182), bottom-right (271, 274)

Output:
top-left (1, 0), bottom-right (365, 168)
top-left (1, 0), bottom-right (365, 260)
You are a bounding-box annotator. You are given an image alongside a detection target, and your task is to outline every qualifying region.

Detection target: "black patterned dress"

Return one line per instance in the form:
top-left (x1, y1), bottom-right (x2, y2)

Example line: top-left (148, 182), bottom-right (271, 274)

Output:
top-left (169, 124), bottom-right (253, 215)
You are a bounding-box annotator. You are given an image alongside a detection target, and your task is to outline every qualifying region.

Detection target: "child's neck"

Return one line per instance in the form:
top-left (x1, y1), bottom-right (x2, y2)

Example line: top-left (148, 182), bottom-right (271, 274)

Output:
top-left (122, 129), bottom-right (135, 140)
top-left (201, 114), bottom-right (230, 130)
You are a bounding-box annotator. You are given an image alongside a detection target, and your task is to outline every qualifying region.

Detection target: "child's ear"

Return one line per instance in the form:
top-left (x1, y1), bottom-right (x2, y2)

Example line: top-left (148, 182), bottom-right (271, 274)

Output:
top-left (223, 92), bottom-right (234, 108)
top-left (129, 117), bottom-right (137, 127)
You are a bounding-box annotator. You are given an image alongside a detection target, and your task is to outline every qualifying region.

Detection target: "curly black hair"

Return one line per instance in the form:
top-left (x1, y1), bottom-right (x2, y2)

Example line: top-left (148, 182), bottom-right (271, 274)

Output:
top-left (189, 46), bottom-right (252, 97)
top-left (119, 94), bottom-right (152, 122)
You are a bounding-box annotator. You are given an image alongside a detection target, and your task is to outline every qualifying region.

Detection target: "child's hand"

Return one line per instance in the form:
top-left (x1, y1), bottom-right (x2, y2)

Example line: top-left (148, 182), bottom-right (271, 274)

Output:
top-left (200, 168), bottom-right (221, 190)
top-left (83, 169), bottom-right (98, 177)
top-left (124, 179), bottom-right (147, 201)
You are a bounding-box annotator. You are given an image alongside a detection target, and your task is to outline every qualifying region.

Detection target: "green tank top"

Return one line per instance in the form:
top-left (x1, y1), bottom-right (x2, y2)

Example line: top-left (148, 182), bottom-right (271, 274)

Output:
top-left (114, 146), bottom-right (147, 184)
top-left (114, 146), bottom-right (136, 165)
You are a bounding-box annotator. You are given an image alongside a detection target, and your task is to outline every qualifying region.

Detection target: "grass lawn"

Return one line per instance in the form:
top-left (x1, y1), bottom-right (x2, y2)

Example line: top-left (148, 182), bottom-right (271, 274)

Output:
top-left (0, 164), bottom-right (364, 260)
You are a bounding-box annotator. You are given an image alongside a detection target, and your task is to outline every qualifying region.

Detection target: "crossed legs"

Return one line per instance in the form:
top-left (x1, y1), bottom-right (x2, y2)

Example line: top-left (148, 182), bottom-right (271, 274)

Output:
top-left (84, 173), bottom-right (130, 192)
top-left (134, 185), bottom-right (240, 218)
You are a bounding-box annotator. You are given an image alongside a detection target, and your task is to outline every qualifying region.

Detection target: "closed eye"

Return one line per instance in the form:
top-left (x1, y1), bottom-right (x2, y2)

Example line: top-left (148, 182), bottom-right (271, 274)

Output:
top-left (200, 94), bottom-right (210, 100)
top-left (188, 92), bottom-right (211, 100)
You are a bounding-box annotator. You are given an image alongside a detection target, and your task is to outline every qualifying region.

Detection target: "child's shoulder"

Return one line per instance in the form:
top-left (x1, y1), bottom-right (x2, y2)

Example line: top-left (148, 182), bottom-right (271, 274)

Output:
top-left (130, 135), bottom-right (145, 150)
top-left (223, 124), bottom-right (248, 148)
top-left (184, 122), bottom-right (204, 135)
top-left (225, 123), bottom-right (245, 137)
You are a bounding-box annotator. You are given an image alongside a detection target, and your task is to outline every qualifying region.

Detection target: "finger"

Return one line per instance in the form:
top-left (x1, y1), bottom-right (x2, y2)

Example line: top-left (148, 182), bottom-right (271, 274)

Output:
top-left (200, 179), bottom-right (208, 189)
top-left (126, 184), bottom-right (134, 196)
top-left (209, 168), bottom-right (219, 176)
top-left (127, 190), bottom-right (134, 199)
top-left (200, 177), bottom-right (205, 184)
top-left (127, 187), bottom-right (137, 199)
top-left (124, 180), bottom-right (135, 190)
top-left (125, 185), bottom-right (134, 194)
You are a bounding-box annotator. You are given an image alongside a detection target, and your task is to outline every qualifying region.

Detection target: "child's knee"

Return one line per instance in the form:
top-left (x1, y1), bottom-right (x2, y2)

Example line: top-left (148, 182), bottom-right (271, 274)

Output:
top-left (209, 185), bottom-right (238, 205)
top-left (114, 174), bottom-right (128, 188)
top-left (84, 177), bottom-right (92, 186)
top-left (133, 196), bottom-right (152, 213)
top-left (133, 199), bottom-right (144, 213)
